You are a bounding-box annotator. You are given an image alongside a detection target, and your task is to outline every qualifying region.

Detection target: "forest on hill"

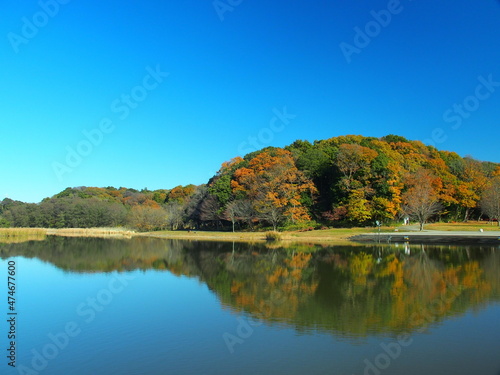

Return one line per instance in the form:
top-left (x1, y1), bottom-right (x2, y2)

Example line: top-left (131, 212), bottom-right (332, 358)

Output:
top-left (2, 135), bottom-right (500, 231)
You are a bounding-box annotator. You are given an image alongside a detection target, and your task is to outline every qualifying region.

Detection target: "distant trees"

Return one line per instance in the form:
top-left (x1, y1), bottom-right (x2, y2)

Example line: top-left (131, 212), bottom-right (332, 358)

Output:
top-left (164, 202), bottom-right (184, 230)
top-left (481, 177), bottom-right (500, 226)
top-left (2, 197), bottom-right (127, 228)
top-left (128, 206), bottom-right (166, 231)
top-left (1, 135), bottom-right (499, 231)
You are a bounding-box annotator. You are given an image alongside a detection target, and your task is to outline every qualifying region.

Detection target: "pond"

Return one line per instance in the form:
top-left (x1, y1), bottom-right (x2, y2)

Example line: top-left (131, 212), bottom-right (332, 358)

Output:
top-left (1, 237), bottom-right (499, 375)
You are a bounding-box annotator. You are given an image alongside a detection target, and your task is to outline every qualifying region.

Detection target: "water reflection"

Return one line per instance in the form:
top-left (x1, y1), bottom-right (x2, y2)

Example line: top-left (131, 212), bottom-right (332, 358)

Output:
top-left (1, 237), bottom-right (499, 338)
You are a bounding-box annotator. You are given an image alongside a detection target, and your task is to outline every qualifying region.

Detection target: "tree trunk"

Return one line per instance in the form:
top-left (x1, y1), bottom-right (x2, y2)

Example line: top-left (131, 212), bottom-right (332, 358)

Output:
top-left (419, 221), bottom-right (424, 231)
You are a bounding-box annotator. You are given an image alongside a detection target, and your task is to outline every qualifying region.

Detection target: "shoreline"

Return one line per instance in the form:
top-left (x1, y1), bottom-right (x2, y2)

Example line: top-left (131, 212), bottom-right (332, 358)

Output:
top-left (349, 231), bottom-right (500, 245)
top-left (2, 227), bottom-right (500, 245)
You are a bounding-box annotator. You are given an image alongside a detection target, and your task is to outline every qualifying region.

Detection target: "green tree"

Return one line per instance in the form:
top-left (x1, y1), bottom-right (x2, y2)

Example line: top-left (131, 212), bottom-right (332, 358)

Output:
top-left (346, 189), bottom-right (372, 223)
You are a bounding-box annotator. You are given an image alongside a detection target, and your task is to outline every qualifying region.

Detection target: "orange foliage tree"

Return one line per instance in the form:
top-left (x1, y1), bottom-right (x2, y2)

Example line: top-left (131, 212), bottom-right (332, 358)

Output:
top-left (231, 149), bottom-right (317, 229)
top-left (402, 169), bottom-right (442, 230)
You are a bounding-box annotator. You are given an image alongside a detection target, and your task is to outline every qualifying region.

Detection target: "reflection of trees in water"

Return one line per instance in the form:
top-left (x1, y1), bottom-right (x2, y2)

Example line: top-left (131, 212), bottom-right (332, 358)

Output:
top-left (482, 249), bottom-right (500, 299)
top-left (0, 237), bottom-right (188, 273)
top-left (1, 238), bottom-right (499, 337)
top-left (405, 245), bottom-right (437, 288)
top-left (215, 244), bottom-right (500, 337)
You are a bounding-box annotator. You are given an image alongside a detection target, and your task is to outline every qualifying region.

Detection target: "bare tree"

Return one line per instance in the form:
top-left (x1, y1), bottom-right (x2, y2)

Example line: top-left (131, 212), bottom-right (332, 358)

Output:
top-left (128, 206), bottom-right (166, 231)
top-left (480, 177), bottom-right (500, 226)
top-left (258, 204), bottom-right (285, 231)
top-left (165, 201), bottom-right (184, 230)
top-left (183, 185), bottom-right (207, 229)
top-left (233, 199), bottom-right (256, 229)
top-left (224, 199), bottom-right (258, 232)
top-left (200, 194), bottom-right (222, 229)
top-left (224, 201), bottom-right (238, 232)
top-left (402, 169), bottom-right (442, 231)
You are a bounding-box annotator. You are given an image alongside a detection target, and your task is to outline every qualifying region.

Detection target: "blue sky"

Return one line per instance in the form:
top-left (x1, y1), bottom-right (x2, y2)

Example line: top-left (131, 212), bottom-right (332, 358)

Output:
top-left (1, 0), bottom-right (499, 203)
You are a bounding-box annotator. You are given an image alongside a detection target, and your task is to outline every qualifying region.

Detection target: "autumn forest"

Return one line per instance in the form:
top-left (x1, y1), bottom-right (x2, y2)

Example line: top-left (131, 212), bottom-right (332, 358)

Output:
top-left (2, 134), bottom-right (500, 231)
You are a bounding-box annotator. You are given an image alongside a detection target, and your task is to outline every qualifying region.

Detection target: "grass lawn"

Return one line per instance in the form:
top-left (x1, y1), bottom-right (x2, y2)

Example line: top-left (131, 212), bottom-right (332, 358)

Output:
top-left (141, 226), bottom-right (396, 244)
top-left (425, 221), bottom-right (500, 231)
top-left (4, 222), bottom-right (498, 245)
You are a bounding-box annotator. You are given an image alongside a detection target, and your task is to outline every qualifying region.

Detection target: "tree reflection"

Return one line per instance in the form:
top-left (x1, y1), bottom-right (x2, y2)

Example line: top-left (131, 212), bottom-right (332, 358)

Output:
top-left (1, 237), bottom-right (499, 337)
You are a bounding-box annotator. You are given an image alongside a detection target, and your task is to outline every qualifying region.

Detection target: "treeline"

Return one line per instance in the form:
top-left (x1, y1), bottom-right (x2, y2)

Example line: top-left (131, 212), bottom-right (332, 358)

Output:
top-left (0, 187), bottom-right (174, 231)
top-left (1, 134), bottom-right (500, 231)
top-left (202, 134), bottom-right (500, 229)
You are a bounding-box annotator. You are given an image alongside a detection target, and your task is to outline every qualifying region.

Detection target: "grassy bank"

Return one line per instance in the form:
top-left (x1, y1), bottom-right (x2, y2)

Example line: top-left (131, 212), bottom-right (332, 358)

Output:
top-left (139, 226), bottom-right (396, 245)
top-left (0, 226), bottom-right (396, 245)
top-left (426, 221), bottom-right (500, 231)
top-left (2, 222), bottom-right (496, 245)
top-left (46, 228), bottom-right (135, 238)
top-left (0, 228), bottom-right (136, 244)
top-left (0, 228), bottom-right (47, 243)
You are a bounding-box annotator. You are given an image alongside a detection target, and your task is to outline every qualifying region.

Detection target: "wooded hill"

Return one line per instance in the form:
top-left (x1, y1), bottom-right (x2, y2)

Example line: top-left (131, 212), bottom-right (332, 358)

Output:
top-left (2, 134), bottom-right (500, 231)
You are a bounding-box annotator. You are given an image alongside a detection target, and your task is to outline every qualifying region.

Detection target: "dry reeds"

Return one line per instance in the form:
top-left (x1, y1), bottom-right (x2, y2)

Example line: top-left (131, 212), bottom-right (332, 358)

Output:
top-left (265, 231), bottom-right (282, 242)
top-left (0, 228), bottom-right (47, 243)
top-left (46, 228), bottom-right (135, 239)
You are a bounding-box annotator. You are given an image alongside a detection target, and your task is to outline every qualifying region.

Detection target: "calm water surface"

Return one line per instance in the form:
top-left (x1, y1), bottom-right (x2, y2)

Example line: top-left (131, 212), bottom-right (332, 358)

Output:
top-left (1, 237), bottom-right (499, 375)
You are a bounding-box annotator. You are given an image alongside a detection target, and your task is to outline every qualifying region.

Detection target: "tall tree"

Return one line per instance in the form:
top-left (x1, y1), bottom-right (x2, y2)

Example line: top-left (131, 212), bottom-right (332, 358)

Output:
top-left (458, 159), bottom-right (489, 221)
top-left (346, 189), bottom-right (372, 223)
top-left (223, 201), bottom-right (239, 232)
top-left (480, 177), bottom-right (500, 226)
top-left (402, 169), bottom-right (442, 231)
top-left (165, 201), bottom-right (184, 230)
top-left (200, 194), bottom-right (223, 228)
top-left (232, 199), bottom-right (256, 229)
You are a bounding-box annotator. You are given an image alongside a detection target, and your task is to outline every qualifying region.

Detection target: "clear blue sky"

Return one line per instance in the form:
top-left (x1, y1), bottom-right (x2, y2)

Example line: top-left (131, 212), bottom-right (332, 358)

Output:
top-left (1, 0), bottom-right (499, 203)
